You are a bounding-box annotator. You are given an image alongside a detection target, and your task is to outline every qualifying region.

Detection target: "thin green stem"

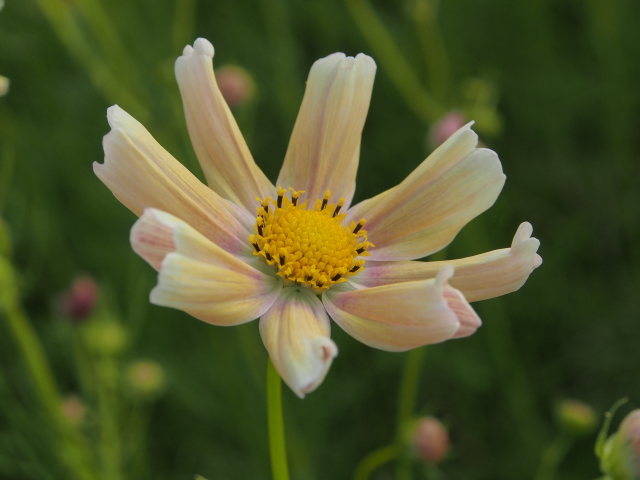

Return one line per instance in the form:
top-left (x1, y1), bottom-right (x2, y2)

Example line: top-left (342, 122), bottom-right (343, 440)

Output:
top-left (410, 0), bottom-right (452, 105)
top-left (395, 346), bottom-right (427, 480)
top-left (396, 347), bottom-right (427, 441)
top-left (353, 445), bottom-right (398, 480)
top-left (267, 358), bottom-right (290, 480)
top-left (533, 430), bottom-right (574, 480)
top-left (259, 0), bottom-right (303, 125)
top-left (344, 0), bottom-right (444, 124)
top-left (0, 258), bottom-right (96, 480)
top-left (171, 0), bottom-right (198, 53)
top-left (33, 0), bottom-right (149, 121)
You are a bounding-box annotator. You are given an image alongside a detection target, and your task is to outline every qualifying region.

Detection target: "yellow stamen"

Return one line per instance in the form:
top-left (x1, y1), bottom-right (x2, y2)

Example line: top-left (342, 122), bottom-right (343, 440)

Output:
top-left (251, 187), bottom-right (373, 292)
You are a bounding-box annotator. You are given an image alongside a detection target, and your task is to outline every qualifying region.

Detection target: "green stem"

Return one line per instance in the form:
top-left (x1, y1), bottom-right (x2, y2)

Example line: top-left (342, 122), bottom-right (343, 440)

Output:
top-left (395, 347), bottom-right (427, 480)
top-left (533, 430), bottom-right (574, 480)
top-left (259, 0), bottom-right (303, 125)
top-left (353, 445), bottom-right (398, 480)
top-left (267, 359), bottom-right (290, 480)
top-left (0, 259), bottom-right (96, 480)
top-left (344, 0), bottom-right (444, 124)
top-left (410, 0), bottom-right (452, 105)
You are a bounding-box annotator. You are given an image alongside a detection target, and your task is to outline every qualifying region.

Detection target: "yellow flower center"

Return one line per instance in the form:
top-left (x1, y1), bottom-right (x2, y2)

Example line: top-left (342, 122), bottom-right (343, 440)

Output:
top-left (249, 187), bottom-right (373, 292)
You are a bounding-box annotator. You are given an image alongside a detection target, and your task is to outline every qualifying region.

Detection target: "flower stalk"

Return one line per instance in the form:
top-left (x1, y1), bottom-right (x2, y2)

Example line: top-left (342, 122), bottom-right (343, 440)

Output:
top-left (267, 358), bottom-right (290, 480)
top-left (0, 253), bottom-right (96, 480)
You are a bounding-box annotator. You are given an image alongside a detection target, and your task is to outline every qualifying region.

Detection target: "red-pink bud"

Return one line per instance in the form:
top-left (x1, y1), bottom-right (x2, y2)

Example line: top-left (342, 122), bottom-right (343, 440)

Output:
top-left (429, 111), bottom-right (466, 149)
top-left (216, 66), bottom-right (255, 107)
top-left (61, 276), bottom-right (98, 321)
top-left (412, 417), bottom-right (450, 464)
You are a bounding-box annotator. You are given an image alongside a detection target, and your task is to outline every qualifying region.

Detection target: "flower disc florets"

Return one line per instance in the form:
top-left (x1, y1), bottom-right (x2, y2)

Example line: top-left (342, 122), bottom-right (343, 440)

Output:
top-left (250, 187), bottom-right (373, 292)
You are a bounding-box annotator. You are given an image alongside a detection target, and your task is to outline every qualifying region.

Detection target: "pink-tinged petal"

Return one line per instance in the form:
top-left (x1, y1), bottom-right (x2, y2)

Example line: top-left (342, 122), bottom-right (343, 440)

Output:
top-left (95, 105), bottom-right (254, 256)
top-left (175, 39), bottom-right (275, 213)
top-left (444, 287), bottom-right (481, 338)
top-left (260, 287), bottom-right (338, 398)
top-left (277, 53), bottom-right (376, 208)
top-left (130, 209), bottom-right (182, 270)
top-left (356, 222), bottom-right (542, 302)
top-left (346, 123), bottom-right (506, 261)
top-left (323, 266), bottom-right (461, 352)
top-left (150, 218), bottom-right (282, 326)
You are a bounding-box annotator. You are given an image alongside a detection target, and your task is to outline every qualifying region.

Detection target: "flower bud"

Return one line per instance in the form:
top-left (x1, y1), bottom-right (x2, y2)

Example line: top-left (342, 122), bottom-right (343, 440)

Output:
top-left (84, 320), bottom-right (128, 356)
top-left (61, 395), bottom-right (86, 425)
top-left (428, 111), bottom-right (466, 149)
top-left (61, 276), bottom-right (99, 321)
top-left (600, 409), bottom-right (640, 480)
top-left (215, 65), bottom-right (255, 107)
top-left (411, 416), bottom-right (450, 464)
top-left (557, 399), bottom-right (596, 434)
top-left (0, 76), bottom-right (8, 97)
top-left (126, 360), bottom-right (165, 397)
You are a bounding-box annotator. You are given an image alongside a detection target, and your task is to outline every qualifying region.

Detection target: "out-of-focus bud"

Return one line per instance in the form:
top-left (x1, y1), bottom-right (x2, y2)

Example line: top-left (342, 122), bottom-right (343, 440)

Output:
top-left (215, 65), bottom-right (255, 107)
top-left (61, 276), bottom-right (99, 321)
top-left (461, 78), bottom-right (502, 137)
top-left (126, 360), bottom-right (165, 397)
top-left (84, 320), bottom-right (128, 356)
top-left (428, 111), bottom-right (466, 149)
top-left (600, 409), bottom-right (640, 480)
top-left (0, 76), bottom-right (9, 97)
top-left (61, 395), bottom-right (86, 425)
top-left (557, 399), bottom-right (596, 434)
top-left (410, 417), bottom-right (450, 464)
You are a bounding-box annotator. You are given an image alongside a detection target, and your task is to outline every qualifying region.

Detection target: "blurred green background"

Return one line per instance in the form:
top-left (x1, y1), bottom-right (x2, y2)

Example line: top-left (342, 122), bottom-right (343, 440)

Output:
top-left (1, 0), bottom-right (640, 479)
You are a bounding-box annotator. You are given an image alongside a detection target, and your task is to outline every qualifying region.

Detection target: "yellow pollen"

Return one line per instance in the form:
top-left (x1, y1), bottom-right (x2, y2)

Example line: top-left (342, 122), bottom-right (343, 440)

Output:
top-left (250, 186), bottom-right (373, 292)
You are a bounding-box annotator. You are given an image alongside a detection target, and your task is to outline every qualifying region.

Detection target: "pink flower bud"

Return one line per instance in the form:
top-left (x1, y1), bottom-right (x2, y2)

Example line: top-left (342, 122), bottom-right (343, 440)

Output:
top-left (61, 395), bottom-right (86, 425)
top-left (215, 66), bottom-right (255, 107)
top-left (412, 417), bottom-right (450, 464)
top-left (619, 410), bottom-right (640, 474)
top-left (61, 276), bottom-right (98, 321)
top-left (429, 111), bottom-right (466, 149)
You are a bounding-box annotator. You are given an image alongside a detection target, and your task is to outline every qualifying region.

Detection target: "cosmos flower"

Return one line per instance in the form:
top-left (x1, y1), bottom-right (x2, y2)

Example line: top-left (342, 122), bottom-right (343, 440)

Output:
top-left (94, 38), bottom-right (542, 398)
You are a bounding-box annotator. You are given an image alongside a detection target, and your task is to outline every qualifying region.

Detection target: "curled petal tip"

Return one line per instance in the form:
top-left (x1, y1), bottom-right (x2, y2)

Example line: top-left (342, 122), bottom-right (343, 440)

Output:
top-left (513, 221), bottom-right (534, 243)
top-left (193, 38), bottom-right (214, 57)
top-left (182, 45), bottom-right (193, 56)
top-left (295, 338), bottom-right (338, 398)
top-left (533, 254), bottom-right (543, 269)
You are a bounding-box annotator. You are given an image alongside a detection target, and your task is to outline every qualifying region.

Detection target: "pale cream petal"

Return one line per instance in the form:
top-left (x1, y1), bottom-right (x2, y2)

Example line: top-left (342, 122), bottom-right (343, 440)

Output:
top-left (346, 123), bottom-right (506, 261)
top-left (95, 105), bottom-right (253, 256)
top-left (323, 266), bottom-right (461, 352)
top-left (150, 219), bottom-right (282, 326)
top-left (356, 222), bottom-right (542, 302)
top-left (175, 39), bottom-right (275, 213)
top-left (277, 53), bottom-right (376, 208)
top-left (260, 287), bottom-right (338, 398)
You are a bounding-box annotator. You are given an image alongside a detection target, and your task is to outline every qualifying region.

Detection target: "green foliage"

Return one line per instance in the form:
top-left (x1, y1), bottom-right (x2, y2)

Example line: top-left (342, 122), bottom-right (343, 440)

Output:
top-left (1, 0), bottom-right (640, 479)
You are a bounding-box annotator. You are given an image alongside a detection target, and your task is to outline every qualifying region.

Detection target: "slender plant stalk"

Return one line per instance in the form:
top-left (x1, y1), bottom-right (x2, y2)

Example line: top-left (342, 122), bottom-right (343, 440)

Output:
top-left (410, 0), bottom-right (452, 104)
top-left (171, 0), bottom-right (198, 53)
top-left (353, 445), bottom-right (398, 480)
top-left (344, 0), bottom-right (444, 123)
top-left (534, 430), bottom-right (574, 480)
top-left (0, 258), bottom-right (96, 480)
top-left (32, 0), bottom-right (149, 121)
top-left (395, 346), bottom-right (427, 480)
top-left (267, 358), bottom-right (290, 480)
top-left (259, 0), bottom-right (303, 124)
